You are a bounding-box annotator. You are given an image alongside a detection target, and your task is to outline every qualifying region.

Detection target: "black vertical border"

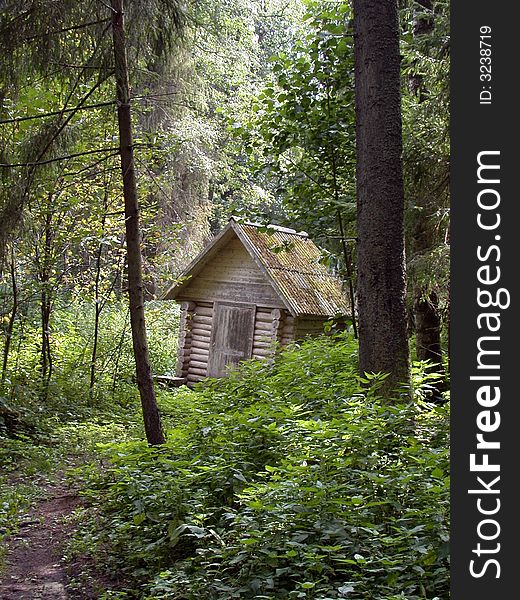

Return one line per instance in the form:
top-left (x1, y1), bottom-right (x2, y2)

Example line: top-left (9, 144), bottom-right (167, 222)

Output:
top-left (451, 1), bottom-right (519, 597)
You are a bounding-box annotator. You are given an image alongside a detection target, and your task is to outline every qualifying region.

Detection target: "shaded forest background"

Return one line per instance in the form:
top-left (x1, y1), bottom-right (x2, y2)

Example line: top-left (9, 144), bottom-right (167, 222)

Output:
top-left (0, 1), bottom-right (450, 599)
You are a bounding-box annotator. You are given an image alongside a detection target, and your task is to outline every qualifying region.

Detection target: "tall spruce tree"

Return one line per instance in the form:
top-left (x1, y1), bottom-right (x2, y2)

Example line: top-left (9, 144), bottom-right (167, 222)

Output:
top-left (353, 0), bottom-right (410, 396)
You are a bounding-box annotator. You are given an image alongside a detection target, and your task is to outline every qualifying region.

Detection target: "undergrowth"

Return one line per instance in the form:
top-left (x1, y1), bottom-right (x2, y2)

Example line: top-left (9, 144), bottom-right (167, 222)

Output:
top-left (69, 334), bottom-right (450, 600)
top-left (0, 299), bottom-right (178, 554)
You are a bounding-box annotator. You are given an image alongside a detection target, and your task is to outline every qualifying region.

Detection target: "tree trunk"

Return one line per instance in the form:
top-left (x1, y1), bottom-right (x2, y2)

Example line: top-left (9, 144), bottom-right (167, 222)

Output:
top-left (415, 291), bottom-right (446, 400)
top-left (415, 290), bottom-right (441, 362)
top-left (409, 0), bottom-right (433, 99)
top-left (40, 208), bottom-right (53, 399)
top-left (353, 0), bottom-right (410, 397)
top-left (111, 0), bottom-right (165, 445)
top-left (89, 238), bottom-right (103, 398)
top-left (1, 247), bottom-right (18, 385)
top-left (90, 191), bottom-right (109, 399)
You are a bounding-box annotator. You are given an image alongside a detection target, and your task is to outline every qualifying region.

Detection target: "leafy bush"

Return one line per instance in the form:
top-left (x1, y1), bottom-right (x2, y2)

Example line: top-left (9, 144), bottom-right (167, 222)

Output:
top-left (1, 298), bottom-right (179, 426)
top-left (75, 335), bottom-right (449, 599)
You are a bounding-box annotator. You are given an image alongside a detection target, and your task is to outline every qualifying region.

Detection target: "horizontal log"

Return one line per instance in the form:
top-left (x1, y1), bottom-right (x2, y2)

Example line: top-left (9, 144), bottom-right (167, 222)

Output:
top-left (190, 358), bottom-right (208, 368)
top-left (252, 348), bottom-right (274, 358)
top-left (255, 314), bottom-right (274, 324)
top-left (188, 367), bottom-right (207, 376)
top-left (254, 327), bottom-right (273, 335)
top-left (187, 374), bottom-right (205, 383)
top-left (191, 329), bottom-right (211, 339)
top-left (192, 315), bottom-right (212, 325)
top-left (191, 338), bottom-right (211, 350)
top-left (254, 320), bottom-right (272, 332)
top-left (189, 320), bottom-right (212, 331)
top-left (253, 341), bottom-right (275, 350)
top-left (194, 304), bottom-right (213, 315)
top-left (254, 329), bottom-right (273, 337)
top-left (189, 360), bottom-right (208, 370)
top-left (253, 334), bottom-right (273, 343)
top-left (190, 348), bottom-right (209, 357)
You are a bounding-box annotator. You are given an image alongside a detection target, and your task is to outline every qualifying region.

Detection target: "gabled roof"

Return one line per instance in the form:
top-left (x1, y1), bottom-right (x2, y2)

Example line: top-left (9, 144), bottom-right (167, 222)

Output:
top-left (162, 218), bottom-right (350, 317)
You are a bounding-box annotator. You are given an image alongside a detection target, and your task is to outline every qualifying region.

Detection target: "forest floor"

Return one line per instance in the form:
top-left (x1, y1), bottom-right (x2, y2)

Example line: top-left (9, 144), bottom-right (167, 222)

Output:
top-left (0, 463), bottom-right (121, 600)
top-left (0, 476), bottom-right (81, 600)
top-left (0, 411), bottom-right (142, 599)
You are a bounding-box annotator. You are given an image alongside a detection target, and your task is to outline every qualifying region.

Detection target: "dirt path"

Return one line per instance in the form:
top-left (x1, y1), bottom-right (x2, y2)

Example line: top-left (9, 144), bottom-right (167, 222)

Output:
top-left (0, 487), bottom-right (81, 600)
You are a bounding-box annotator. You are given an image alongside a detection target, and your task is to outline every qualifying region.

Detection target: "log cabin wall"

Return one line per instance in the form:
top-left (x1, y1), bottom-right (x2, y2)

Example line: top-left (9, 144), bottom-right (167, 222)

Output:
top-left (252, 307), bottom-right (284, 359)
top-left (177, 302), bottom-right (327, 385)
top-left (179, 303), bottom-right (301, 385)
top-left (279, 313), bottom-right (296, 347)
top-left (177, 301), bottom-right (214, 385)
top-left (175, 301), bottom-right (194, 379)
top-left (165, 220), bottom-right (350, 385)
top-left (294, 317), bottom-right (327, 340)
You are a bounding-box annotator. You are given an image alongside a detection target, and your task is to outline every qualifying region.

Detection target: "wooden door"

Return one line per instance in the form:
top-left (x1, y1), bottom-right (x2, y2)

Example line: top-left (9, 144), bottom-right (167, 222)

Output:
top-left (207, 302), bottom-right (255, 377)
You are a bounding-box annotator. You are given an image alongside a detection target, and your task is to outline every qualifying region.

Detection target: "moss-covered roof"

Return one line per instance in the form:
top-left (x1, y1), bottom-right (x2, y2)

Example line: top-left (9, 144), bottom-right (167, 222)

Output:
top-left (163, 218), bottom-right (350, 318)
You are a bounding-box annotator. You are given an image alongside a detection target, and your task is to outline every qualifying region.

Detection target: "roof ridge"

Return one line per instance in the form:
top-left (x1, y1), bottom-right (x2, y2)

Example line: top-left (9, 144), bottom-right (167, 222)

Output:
top-left (266, 265), bottom-right (338, 277)
top-left (231, 216), bottom-right (309, 238)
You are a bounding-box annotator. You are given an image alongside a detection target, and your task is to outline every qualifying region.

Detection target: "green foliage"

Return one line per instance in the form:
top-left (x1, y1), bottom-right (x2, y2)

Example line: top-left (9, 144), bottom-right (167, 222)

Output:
top-left (400, 0), bottom-right (450, 299)
top-left (1, 298), bottom-right (178, 411)
top-left (74, 335), bottom-right (449, 599)
top-left (0, 478), bottom-right (42, 552)
top-left (230, 0), bottom-right (356, 257)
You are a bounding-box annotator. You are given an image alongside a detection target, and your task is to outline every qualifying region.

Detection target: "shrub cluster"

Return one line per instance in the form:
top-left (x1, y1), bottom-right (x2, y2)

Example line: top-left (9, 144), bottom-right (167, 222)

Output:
top-left (77, 335), bottom-right (450, 600)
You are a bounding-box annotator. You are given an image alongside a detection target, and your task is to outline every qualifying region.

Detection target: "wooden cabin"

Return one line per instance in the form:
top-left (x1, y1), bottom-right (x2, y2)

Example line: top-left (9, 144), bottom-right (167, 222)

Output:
top-left (162, 218), bottom-right (350, 386)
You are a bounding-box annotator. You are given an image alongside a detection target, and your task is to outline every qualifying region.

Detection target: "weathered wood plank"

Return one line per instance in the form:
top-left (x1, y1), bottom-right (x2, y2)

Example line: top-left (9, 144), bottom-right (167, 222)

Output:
top-left (181, 280), bottom-right (285, 308)
top-left (294, 319), bottom-right (326, 338)
top-left (154, 375), bottom-right (187, 387)
top-left (177, 236), bottom-right (287, 308)
top-left (207, 302), bottom-right (255, 377)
